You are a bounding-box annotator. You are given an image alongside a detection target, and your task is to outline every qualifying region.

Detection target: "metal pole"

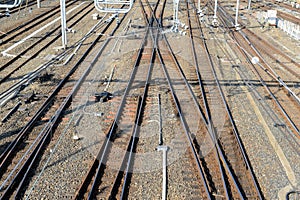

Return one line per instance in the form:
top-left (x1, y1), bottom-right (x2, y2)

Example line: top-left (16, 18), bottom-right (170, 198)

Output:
top-left (37, 0), bottom-right (40, 8)
top-left (212, 0), bottom-right (218, 26)
top-left (162, 149), bottom-right (167, 200)
top-left (157, 146), bottom-right (168, 200)
top-left (248, 0), bottom-right (251, 10)
top-left (173, 0), bottom-right (179, 32)
top-left (198, 0), bottom-right (201, 12)
top-left (173, 0), bottom-right (175, 31)
top-left (235, 0), bottom-right (240, 29)
top-left (158, 94), bottom-right (162, 145)
top-left (60, 0), bottom-right (67, 49)
top-left (213, 0), bottom-right (217, 19)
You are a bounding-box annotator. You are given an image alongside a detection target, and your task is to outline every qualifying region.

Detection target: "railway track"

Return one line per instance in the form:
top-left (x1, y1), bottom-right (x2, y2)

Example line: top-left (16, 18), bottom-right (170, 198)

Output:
top-left (72, 0), bottom-right (208, 198)
top-left (182, 0), bottom-right (263, 199)
top-left (74, 95), bottom-right (141, 199)
top-left (0, 0), bottom-right (299, 199)
top-left (0, 0), bottom-right (74, 43)
top-left (74, 13), bottom-right (154, 199)
top-left (0, 1), bottom-right (100, 139)
top-left (5, 0), bottom-right (263, 198)
top-left (239, 27), bottom-right (300, 83)
top-left (241, 28), bottom-right (300, 76)
top-left (0, 1), bottom-right (94, 90)
top-left (257, 1), bottom-right (300, 25)
top-left (212, 2), bottom-right (300, 137)
top-left (200, 1), bottom-right (300, 198)
top-left (0, 11), bottom-right (121, 199)
top-left (0, 0), bottom-right (43, 18)
top-left (128, 0), bottom-right (262, 198)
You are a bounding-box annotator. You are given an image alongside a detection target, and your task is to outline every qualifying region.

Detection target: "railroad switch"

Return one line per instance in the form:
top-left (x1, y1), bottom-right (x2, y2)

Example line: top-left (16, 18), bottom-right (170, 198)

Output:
top-left (94, 92), bottom-right (113, 103)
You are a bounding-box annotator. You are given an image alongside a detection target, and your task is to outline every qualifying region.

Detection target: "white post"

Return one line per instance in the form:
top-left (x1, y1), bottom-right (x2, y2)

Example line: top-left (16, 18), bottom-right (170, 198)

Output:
top-left (248, 0), bottom-right (251, 10)
top-left (198, 0), bottom-right (201, 12)
top-left (60, 0), bottom-right (67, 49)
top-left (212, 0), bottom-right (218, 26)
top-left (158, 94), bottom-right (162, 145)
top-left (235, 0), bottom-right (240, 29)
top-left (172, 0), bottom-right (179, 32)
top-left (37, 0), bottom-right (40, 8)
top-left (213, 0), bottom-right (217, 19)
top-left (157, 146), bottom-right (168, 200)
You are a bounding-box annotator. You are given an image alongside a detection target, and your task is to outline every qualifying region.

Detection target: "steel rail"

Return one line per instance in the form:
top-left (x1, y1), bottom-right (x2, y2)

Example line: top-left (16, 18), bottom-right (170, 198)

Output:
top-left (118, 44), bottom-right (155, 200)
top-left (217, 4), bottom-right (300, 105)
top-left (239, 30), bottom-right (300, 104)
top-left (185, 1), bottom-right (211, 124)
top-left (196, 3), bottom-right (264, 199)
top-left (159, 5), bottom-right (246, 199)
top-left (161, 16), bottom-right (246, 200)
top-left (119, 4), bottom-right (161, 197)
top-left (73, 6), bottom-right (143, 199)
top-left (0, 4), bottom-right (98, 107)
top-left (233, 63), bottom-right (300, 140)
top-left (0, 0), bottom-right (45, 17)
top-left (217, 4), bottom-right (300, 135)
top-left (235, 33), bottom-right (300, 135)
top-left (141, 0), bottom-right (261, 198)
top-left (188, 0), bottom-right (261, 198)
top-left (184, 1), bottom-right (231, 199)
top-left (0, 2), bottom-right (93, 84)
top-left (110, 96), bottom-right (142, 199)
top-left (244, 29), bottom-right (300, 70)
top-left (0, 12), bottom-right (116, 181)
top-left (0, 2), bottom-right (93, 98)
top-left (140, 0), bottom-right (212, 198)
top-left (144, 0), bottom-right (209, 125)
top-left (156, 44), bottom-right (213, 200)
top-left (81, 2), bottom-right (161, 198)
top-left (101, 10), bottom-right (159, 199)
top-left (0, 0), bottom-right (74, 44)
top-left (0, 10), bottom-right (124, 199)
top-left (86, 16), bottom-right (151, 200)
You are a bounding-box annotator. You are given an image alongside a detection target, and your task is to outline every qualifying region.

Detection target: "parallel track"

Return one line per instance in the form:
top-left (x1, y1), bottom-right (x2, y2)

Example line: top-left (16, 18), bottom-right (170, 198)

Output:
top-left (215, 2), bottom-right (300, 137)
top-left (0, 2), bottom-right (93, 87)
top-left (0, 0), bottom-right (298, 199)
top-left (0, 12), bottom-right (118, 199)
